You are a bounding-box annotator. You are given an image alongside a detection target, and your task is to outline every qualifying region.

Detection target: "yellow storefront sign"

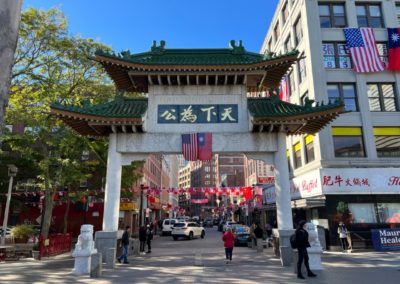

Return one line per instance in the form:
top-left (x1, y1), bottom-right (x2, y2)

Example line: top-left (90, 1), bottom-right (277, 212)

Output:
top-left (120, 202), bottom-right (137, 211)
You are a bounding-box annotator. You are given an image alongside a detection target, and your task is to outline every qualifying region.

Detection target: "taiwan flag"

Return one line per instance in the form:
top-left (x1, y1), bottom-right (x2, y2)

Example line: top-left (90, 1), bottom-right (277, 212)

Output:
top-left (182, 132), bottom-right (212, 161)
top-left (197, 132), bottom-right (212, 161)
top-left (387, 28), bottom-right (400, 70)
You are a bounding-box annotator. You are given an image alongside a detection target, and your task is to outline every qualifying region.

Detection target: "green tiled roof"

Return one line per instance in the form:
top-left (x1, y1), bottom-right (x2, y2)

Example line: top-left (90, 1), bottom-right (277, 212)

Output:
top-left (247, 96), bottom-right (344, 117)
top-left (51, 96), bottom-right (148, 118)
top-left (95, 40), bottom-right (299, 66)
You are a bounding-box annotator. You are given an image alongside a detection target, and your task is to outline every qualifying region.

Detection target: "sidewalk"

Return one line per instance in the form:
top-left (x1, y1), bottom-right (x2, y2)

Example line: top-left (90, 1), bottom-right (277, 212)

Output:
top-left (0, 246), bottom-right (399, 283)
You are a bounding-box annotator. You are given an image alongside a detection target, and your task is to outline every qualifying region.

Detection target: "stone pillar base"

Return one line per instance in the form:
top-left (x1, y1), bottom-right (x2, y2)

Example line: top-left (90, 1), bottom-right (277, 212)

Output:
top-left (274, 229), bottom-right (295, 267)
top-left (307, 246), bottom-right (324, 270)
top-left (94, 231), bottom-right (117, 265)
top-left (90, 252), bottom-right (102, 278)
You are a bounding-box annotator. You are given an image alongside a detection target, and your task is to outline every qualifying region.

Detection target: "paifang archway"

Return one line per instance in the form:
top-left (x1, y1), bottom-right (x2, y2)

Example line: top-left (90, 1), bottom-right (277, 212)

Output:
top-left (51, 40), bottom-right (343, 265)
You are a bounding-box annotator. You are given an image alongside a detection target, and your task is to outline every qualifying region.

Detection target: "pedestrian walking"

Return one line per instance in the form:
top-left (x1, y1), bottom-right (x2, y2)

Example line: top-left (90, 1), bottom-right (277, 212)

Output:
top-left (295, 220), bottom-right (317, 280)
top-left (222, 227), bottom-right (235, 264)
top-left (249, 223), bottom-right (257, 248)
top-left (338, 222), bottom-right (349, 252)
top-left (139, 225), bottom-right (147, 255)
top-left (254, 223), bottom-right (264, 252)
top-left (146, 224), bottom-right (153, 253)
top-left (117, 226), bottom-right (130, 264)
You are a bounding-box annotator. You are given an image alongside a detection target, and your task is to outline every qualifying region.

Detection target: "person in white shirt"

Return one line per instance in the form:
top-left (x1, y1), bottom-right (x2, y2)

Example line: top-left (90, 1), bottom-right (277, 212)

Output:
top-left (337, 222), bottom-right (348, 251)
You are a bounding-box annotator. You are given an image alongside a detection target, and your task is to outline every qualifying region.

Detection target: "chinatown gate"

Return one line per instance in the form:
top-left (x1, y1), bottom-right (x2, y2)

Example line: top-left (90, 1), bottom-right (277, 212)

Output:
top-left (51, 41), bottom-right (343, 266)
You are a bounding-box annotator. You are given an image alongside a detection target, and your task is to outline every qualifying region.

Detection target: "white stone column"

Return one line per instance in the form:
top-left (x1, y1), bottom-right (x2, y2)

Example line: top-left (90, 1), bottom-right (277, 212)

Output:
top-left (274, 132), bottom-right (293, 230)
top-left (274, 131), bottom-right (294, 266)
top-left (103, 133), bottom-right (122, 231)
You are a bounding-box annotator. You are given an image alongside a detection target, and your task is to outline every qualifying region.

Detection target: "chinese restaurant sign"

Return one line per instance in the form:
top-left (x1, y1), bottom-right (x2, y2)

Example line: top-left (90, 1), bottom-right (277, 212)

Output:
top-left (371, 229), bottom-right (400, 251)
top-left (158, 104), bottom-right (238, 124)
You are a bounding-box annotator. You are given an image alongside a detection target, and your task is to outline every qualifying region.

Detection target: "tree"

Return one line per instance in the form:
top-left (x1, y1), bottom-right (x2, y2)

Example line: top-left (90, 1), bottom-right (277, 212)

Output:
top-left (2, 8), bottom-right (115, 238)
top-left (0, 0), bottom-right (22, 137)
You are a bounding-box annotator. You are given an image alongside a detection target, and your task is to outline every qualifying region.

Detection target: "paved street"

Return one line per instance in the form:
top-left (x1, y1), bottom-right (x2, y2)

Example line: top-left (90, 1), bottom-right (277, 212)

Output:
top-left (0, 227), bottom-right (399, 283)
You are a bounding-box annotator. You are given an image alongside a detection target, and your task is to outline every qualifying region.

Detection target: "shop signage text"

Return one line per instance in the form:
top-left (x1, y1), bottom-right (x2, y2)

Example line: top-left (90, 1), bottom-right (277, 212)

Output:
top-left (158, 104), bottom-right (238, 124)
top-left (371, 229), bottom-right (400, 251)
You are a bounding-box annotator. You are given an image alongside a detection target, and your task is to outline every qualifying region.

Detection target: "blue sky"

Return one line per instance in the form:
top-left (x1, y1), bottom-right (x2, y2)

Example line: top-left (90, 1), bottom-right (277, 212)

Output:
top-left (23, 0), bottom-right (278, 53)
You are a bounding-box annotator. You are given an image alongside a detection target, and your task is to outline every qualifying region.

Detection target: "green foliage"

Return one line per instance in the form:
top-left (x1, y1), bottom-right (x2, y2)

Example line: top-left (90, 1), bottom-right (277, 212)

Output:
top-left (2, 7), bottom-right (115, 238)
top-left (11, 224), bottom-right (35, 239)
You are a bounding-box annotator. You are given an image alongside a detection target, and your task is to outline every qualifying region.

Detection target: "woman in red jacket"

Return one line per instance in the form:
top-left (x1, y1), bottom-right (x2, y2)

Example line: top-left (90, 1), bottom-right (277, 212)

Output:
top-left (222, 228), bottom-right (235, 264)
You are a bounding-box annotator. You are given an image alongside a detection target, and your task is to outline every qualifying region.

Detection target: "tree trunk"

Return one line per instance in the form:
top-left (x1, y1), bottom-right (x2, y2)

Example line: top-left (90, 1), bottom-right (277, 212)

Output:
top-left (40, 163), bottom-right (54, 239)
top-left (41, 188), bottom-right (55, 239)
top-left (63, 197), bottom-right (70, 234)
top-left (0, 0), bottom-right (22, 136)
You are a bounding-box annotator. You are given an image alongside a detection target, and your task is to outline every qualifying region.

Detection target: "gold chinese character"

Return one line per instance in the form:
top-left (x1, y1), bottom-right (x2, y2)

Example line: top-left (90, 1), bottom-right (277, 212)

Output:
top-left (200, 106), bottom-right (216, 122)
top-left (180, 105), bottom-right (197, 123)
top-left (221, 107), bottom-right (236, 122)
top-left (161, 109), bottom-right (177, 121)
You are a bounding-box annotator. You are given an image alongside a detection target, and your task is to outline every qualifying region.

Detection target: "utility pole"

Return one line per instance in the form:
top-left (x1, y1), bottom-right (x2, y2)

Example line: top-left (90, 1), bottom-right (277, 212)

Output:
top-left (0, 0), bottom-right (22, 137)
top-left (139, 184), bottom-right (144, 227)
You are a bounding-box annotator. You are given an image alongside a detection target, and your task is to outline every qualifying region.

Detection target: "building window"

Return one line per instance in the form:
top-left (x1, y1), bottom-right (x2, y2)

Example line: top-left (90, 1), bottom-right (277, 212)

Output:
top-left (327, 83), bottom-right (358, 112)
top-left (288, 70), bottom-right (295, 96)
top-left (348, 203), bottom-right (377, 223)
top-left (322, 42), bottom-right (351, 69)
top-left (377, 203), bottom-right (400, 223)
top-left (356, 3), bottom-right (384, 28)
top-left (268, 38), bottom-right (272, 52)
top-left (284, 36), bottom-right (292, 53)
top-left (282, 2), bottom-right (289, 25)
top-left (304, 135), bottom-right (315, 163)
top-left (293, 142), bottom-right (302, 169)
top-left (319, 3), bottom-right (347, 28)
top-left (397, 4), bottom-right (400, 25)
top-left (374, 128), bottom-right (400, 157)
top-left (376, 43), bottom-right (388, 66)
top-left (332, 127), bottom-right (365, 157)
top-left (297, 56), bottom-right (306, 84)
top-left (274, 22), bottom-right (280, 41)
top-left (294, 16), bottom-right (303, 46)
top-left (367, 83), bottom-right (398, 112)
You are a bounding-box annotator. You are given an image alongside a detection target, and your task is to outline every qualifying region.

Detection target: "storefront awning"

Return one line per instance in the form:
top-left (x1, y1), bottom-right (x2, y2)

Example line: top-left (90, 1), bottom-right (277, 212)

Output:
top-left (291, 197), bottom-right (326, 209)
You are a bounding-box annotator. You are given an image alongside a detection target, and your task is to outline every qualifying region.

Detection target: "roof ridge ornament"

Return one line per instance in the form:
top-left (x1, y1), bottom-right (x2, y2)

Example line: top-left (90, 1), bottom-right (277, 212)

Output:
top-left (304, 97), bottom-right (315, 109)
top-left (151, 40), bottom-right (166, 54)
top-left (230, 40), bottom-right (245, 54)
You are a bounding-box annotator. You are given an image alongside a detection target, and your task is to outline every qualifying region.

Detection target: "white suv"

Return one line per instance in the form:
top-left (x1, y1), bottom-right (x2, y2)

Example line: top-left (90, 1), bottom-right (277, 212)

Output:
top-left (171, 222), bottom-right (205, 240)
top-left (162, 219), bottom-right (179, 236)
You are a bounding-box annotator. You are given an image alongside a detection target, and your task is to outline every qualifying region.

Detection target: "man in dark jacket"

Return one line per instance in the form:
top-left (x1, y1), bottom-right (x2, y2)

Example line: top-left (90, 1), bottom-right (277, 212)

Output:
top-left (295, 220), bottom-right (317, 279)
top-left (117, 226), bottom-right (130, 264)
top-left (139, 226), bottom-right (147, 255)
top-left (254, 223), bottom-right (264, 252)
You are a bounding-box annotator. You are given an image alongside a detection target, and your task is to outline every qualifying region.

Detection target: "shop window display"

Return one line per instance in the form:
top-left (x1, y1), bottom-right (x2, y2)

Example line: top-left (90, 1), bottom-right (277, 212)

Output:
top-left (348, 203), bottom-right (377, 223)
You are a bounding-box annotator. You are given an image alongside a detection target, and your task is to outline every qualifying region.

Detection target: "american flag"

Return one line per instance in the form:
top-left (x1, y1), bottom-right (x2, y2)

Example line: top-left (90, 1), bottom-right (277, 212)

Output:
top-left (182, 133), bottom-right (198, 161)
top-left (343, 28), bottom-right (385, 73)
top-left (279, 75), bottom-right (289, 102)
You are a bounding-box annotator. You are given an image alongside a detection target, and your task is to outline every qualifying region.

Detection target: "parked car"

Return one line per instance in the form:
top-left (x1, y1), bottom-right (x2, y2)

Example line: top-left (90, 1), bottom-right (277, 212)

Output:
top-left (223, 221), bottom-right (238, 232)
top-left (171, 222), bottom-right (205, 240)
top-left (203, 219), bottom-right (213, 227)
top-left (162, 219), bottom-right (179, 236)
top-left (233, 225), bottom-right (250, 246)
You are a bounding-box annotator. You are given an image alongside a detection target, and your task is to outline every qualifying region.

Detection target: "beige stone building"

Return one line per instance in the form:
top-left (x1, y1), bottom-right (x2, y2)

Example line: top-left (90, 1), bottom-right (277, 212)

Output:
top-left (262, 0), bottom-right (400, 249)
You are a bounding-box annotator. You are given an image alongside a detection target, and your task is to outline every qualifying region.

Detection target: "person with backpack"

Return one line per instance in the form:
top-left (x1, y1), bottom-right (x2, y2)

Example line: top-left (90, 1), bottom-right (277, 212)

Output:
top-left (295, 220), bottom-right (317, 280)
top-left (146, 224), bottom-right (153, 253)
top-left (117, 226), bottom-right (130, 264)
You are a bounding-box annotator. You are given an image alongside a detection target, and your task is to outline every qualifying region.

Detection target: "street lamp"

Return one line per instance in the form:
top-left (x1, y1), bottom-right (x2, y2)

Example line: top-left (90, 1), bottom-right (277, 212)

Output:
top-left (1, 164), bottom-right (18, 245)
